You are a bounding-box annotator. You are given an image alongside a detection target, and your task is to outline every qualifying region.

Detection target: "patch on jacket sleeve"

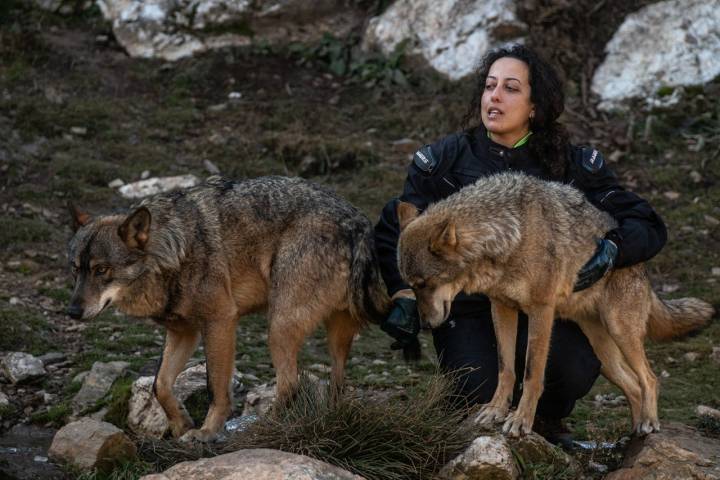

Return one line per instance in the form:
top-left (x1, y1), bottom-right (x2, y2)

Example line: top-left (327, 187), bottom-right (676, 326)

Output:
top-left (580, 147), bottom-right (604, 173)
top-left (413, 145), bottom-right (437, 174)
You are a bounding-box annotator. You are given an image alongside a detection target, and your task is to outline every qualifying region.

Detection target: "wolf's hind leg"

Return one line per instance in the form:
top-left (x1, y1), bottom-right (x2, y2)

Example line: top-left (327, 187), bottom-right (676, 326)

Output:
top-left (155, 328), bottom-right (201, 438)
top-left (475, 302), bottom-right (518, 426)
top-left (603, 310), bottom-right (659, 435)
top-left (324, 310), bottom-right (360, 400)
top-left (575, 319), bottom-right (643, 427)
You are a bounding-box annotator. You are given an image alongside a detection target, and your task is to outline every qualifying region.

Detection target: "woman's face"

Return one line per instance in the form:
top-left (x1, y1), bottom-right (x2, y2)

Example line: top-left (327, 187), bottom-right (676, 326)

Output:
top-left (480, 57), bottom-right (535, 147)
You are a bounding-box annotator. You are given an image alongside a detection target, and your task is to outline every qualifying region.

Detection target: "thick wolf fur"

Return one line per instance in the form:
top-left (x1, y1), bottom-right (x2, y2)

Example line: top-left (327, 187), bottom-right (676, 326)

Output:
top-left (397, 172), bottom-right (714, 437)
top-left (67, 176), bottom-right (390, 441)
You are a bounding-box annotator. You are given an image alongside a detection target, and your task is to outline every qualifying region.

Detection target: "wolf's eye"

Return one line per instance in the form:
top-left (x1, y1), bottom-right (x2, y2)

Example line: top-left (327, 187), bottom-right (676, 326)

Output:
top-left (414, 280), bottom-right (426, 290)
top-left (95, 265), bottom-right (109, 276)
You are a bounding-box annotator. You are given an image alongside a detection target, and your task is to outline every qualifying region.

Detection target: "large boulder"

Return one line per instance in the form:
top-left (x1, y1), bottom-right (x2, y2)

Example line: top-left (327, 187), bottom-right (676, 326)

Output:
top-left (605, 422), bottom-right (720, 479)
top-left (72, 361), bottom-right (130, 414)
top-left (592, 0), bottom-right (720, 111)
top-left (48, 418), bottom-right (137, 472)
top-left (140, 448), bottom-right (365, 480)
top-left (96, 0), bottom-right (362, 61)
top-left (128, 363), bottom-right (242, 438)
top-left (2, 352), bottom-right (47, 384)
top-left (362, 0), bottom-right (527, 80)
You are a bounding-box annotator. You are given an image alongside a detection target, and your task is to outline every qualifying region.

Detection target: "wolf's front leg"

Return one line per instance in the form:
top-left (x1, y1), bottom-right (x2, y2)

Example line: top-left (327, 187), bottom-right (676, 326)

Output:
top-left (503, 305), bottom-right (555, 437)
top-left (155, 328), bottom-right (201, 438)
top-left (475, 302), bottom-right (519, 426)
top-left (180, 314), bottom-right (237, 443)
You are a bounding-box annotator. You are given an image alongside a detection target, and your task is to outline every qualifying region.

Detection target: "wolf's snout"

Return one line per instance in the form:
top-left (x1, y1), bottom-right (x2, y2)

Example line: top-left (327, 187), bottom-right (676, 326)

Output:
top-left (67, 304), bottom-right (84, 319)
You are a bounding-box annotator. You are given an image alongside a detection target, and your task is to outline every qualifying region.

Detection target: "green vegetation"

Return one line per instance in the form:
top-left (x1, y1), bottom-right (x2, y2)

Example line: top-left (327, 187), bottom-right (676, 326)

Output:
top-left (0, 303), bottom-right (54, 354)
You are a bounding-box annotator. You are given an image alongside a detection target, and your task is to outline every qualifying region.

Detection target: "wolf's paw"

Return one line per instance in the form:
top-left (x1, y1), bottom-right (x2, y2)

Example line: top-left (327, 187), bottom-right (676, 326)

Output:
top-left (634, 419), bottom-right (660, 436)
top-left (179, 428), bottom-right (218, 443)
top-left (502, 411), bottom-right (533, 437)
top-left (475, 404), bottom-right (509, 426)
top-left (168, 413), bottom-right (194, 438)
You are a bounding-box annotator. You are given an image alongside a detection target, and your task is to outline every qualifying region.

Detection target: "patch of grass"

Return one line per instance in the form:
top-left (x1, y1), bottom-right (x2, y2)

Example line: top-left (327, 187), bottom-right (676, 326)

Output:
top-left (0, 215), bottom-right (55, 244)
top-left (38, 286), bottom-right (71, 303)
top-left (0, 303), bottom-right (53, 354)
top-left (139, 373), bottom-right (475, 479)
top-left (72, 459), bottom-right (156, 480)
top-left (103, 377), bottom-right (135, 430)
top-left (31, 402), bottom-right (71, 427)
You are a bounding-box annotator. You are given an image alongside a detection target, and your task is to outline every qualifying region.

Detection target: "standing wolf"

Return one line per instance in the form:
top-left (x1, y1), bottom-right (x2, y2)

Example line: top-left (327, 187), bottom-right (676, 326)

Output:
top-left (67, 176), bottom-right (390, 441)
top-left (397, 172), bottom-right (714, 437)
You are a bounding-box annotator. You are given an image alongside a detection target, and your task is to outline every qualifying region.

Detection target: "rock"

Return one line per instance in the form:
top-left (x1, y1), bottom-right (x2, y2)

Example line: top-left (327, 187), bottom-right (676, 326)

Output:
top-left (697, 405), bottom-right (720, 421)
top-left (711, 346), bottom-right (720, 363)
top-left (117, 174), bottom-right (200, 199)
top-left (48, 418), bottom-right (137, 473)
top-left (2, 352), bottom-right (47, 384)
top-left (96, 0), bottom-right (360, 62)
top-left (592, 0), bottom-right (720, 111)
top-left (683, 352), bottom-right (701, 362)
top-left (73, 371), bottom-right (90, 384)
top-left (128, 364), bottom-right (242, 438)
top-left (439, 435), bottom-right (519, 479)
top-left (663, 191), bottom-right (680, 200)
top-left (363, 0), bottom-right (527, 80)
top-left (241, 382), bottom-right (277, 417)
top-left (605, 422), bottom-right (720, 479)
top-left (70, 126), bottom-right (87, 136)
top-left (72, 361), bottom-right (130, 414)
top-left (0, 391), bottom-right (9, 408)
top-left (108, 178), bottom-right (125, 188)
top-left (690, 170), bottom-right (703, 183)
top-left (705, 215), bottom-right (720, 227)
top-left (203, 159), bottom-right (220, 175)
top-left (38, 352), bottom-right (66, 366)
top-left (140, 448), bottom-right (364, 480)
top-left (712, 268), bottom-right (720, 277)
top-left (509, 433), bottom-right (578, 474)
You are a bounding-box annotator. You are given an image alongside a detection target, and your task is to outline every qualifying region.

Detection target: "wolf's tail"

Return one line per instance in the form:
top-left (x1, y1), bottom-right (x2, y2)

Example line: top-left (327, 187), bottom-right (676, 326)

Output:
top-left (647, 292), bottom-right (715, 341)
top-left (348, 225), bottom-right (391, 326)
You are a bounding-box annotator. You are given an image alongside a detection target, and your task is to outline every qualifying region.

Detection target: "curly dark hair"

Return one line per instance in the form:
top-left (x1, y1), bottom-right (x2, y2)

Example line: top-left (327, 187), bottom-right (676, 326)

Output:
top-left (461, 44), bottom-right (570, 178)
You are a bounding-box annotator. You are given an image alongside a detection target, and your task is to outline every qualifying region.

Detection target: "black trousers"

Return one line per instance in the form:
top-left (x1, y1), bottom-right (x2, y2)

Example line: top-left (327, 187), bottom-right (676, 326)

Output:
top-left (432, 309), bottom-right (602, 419)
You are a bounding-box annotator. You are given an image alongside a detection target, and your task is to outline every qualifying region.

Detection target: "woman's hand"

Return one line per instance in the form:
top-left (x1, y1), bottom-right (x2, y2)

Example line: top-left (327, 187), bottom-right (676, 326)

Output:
top-left (574, 238), bottom-right (618, 292)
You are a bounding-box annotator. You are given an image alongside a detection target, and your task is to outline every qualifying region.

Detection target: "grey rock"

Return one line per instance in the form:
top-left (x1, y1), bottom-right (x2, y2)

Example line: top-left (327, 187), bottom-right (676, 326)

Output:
top-left (38, 352), bottom-right (66, 366)
top-left (2, 353), bottom-right (47, 384)
top-left (128, 364), bottom-right (242, 438)
top-left (118, 175), bottom-right (199, 199)
top-left (71, 361), bottom-right (130, 414)
top-left (605, 422), bottom-right (720, 480)
top-left (48, 418), bottom-right (137, 472)
top-left (241, 382), bottom-right (277, 417)
top-left (439, 435), bottom-right (519, 479)
top-left (697, 405), bottom-right (720, 421)
top-left (592, 0), bottom-right (720, 111)
top-left (0, 391), bottom-right (9, 408)
top-left (139, 448), bottom-right (364, 480)
top-left (363, 0), bottom-right (527, 80)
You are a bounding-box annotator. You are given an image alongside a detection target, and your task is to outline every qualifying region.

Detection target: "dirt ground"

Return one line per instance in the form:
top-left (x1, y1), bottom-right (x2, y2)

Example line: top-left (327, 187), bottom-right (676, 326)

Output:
top-left (0, 1), bottom-right (718, 478)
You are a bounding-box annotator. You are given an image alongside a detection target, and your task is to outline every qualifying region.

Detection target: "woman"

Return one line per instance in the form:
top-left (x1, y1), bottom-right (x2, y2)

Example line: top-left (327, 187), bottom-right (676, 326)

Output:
top-left (374, 44), bottom-right (667, 445)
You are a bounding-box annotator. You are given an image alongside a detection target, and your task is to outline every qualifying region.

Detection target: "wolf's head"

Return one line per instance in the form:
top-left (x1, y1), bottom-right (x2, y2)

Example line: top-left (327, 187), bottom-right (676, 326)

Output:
top-left (66, 206), bottom-right (152, 320)
top-left (396, 202), bottom-right (470, 329)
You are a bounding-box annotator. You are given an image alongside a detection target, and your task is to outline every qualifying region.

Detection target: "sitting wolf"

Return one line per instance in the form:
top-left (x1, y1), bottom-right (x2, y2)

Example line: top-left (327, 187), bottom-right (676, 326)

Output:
top-left (67, 176), bottom-right (390, 441)
top-left (396, 172), bottom-right (714, 437)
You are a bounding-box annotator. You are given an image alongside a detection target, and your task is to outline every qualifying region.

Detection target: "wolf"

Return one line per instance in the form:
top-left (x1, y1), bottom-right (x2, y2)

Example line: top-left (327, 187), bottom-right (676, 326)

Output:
top-left (396, 172), bottom-right (714, 437)
top-left (67, 175), bottom-right (390, 441)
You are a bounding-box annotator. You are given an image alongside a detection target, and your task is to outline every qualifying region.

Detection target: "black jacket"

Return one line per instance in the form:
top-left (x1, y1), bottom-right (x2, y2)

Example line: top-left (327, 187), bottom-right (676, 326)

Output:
top-left (374, 128), bottom-right (667, 311)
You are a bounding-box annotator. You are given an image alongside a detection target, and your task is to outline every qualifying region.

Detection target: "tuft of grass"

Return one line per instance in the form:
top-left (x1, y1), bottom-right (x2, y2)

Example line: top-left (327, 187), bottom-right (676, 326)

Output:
top-left (71, 459), bottom-right (155, 480)
top-left (31, 402), bottom-right (71, 427)
top-left (0, 303), bottom-right (53, 354)
top-left (102, 377), bottom-right (135, 430)
top-left (139, 373), bottom-right (475, 479)
top-left (0, 216), bottom-right (55, 244)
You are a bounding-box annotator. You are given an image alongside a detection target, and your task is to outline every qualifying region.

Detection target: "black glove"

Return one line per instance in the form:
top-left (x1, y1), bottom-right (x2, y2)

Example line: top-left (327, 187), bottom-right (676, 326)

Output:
top-left (381, 297), bottom-right (420, 351)
top-left (574, 238), bottom-right (618, 292)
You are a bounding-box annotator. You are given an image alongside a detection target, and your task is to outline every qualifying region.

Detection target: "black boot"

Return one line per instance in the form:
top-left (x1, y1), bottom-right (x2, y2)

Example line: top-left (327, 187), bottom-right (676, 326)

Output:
top-left (533, 416), bottom-right (575, 450)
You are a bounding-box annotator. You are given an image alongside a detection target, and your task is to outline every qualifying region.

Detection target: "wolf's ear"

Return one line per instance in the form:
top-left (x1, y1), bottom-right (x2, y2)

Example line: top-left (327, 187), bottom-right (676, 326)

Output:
top-left (118, 207), bottom-right (152, 250)
top-left (68, 202), bottom-right (91, 232)
top-left (397, 202), bottom-right (419, 231)
top-left (430, 221), bottom-right (457, 255)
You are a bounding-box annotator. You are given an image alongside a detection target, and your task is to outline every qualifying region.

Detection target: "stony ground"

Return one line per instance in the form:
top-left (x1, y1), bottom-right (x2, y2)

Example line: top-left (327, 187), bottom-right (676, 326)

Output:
top-left (0, 2), bottom-right (719, 479)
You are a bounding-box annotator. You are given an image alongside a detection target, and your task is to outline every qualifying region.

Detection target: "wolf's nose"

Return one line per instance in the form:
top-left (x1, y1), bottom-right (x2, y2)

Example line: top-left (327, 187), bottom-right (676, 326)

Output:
top-left (66, 305), bottom-right (84, 319)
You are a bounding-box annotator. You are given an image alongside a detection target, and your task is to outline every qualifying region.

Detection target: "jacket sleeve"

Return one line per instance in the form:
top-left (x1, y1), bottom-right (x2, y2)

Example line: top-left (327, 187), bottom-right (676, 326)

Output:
top-left (374, 137), bottom-right (456, 296)
top-left (568, 146), bottom-right (667, 268)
